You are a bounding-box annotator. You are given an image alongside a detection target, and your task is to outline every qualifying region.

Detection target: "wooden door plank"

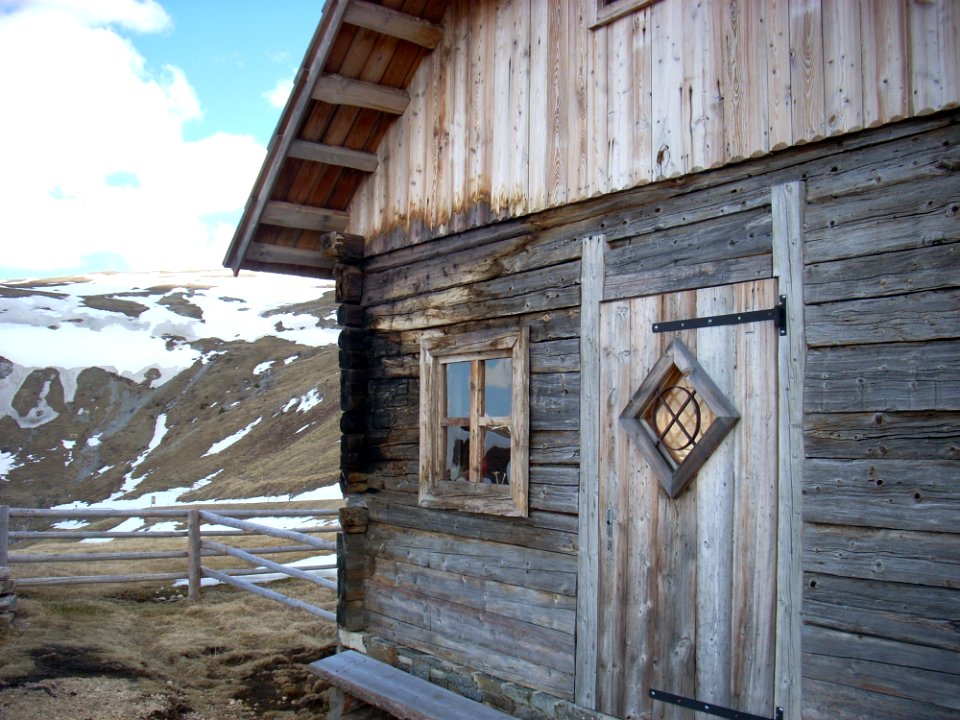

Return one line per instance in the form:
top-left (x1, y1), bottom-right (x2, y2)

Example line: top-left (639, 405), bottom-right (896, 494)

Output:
top-left (619, 294), bottom-right (661, 720)
top-left (595, 298), bottom-right (633, 715)
top-left (652, 291), bottom-right (698, 720)
top-left (694, 284), bottom-right (737, 710)
top-left (729, 279), bottom-right (779, 717)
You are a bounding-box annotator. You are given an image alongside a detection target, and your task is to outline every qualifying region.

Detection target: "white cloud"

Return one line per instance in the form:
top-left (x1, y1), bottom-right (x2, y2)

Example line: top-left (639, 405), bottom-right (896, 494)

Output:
top-left (263, 76), bottom-right (294, 109)
top-left (0, 1), bottom-right (266, 274)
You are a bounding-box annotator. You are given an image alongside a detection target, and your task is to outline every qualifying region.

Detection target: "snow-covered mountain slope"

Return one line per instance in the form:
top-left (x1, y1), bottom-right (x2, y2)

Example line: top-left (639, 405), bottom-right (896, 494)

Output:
top-left (0, 271), bottom-right (342, 510)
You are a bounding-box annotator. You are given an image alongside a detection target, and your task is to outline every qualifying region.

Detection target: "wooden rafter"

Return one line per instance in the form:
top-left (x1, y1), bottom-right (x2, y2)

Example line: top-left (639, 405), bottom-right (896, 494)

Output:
top-left (344, 0), bottom-right (444, 49)
top-left (262, 201), bottom-right (350, 232)
top-left (312, 74), bottom-right (410, 114)
top-left (244, 242), bottom-right (337, 271)
top-left (289, 139), bottom-right (379, 172)
top-left (226, 0), bottom-right (352, 274)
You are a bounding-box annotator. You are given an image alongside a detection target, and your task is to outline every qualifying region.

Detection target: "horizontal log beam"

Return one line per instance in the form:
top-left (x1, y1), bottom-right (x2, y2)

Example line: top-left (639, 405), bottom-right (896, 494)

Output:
top-left (245, 241), bottom-right (337, 271)
top-left (289, 139), bottom-right (379, 172)
top-left (261, 201), bottom-right (350, 232)
top-left (312, 73), bottom-right (409, 114)
top-left (344, 0), bottom-right (444, 49)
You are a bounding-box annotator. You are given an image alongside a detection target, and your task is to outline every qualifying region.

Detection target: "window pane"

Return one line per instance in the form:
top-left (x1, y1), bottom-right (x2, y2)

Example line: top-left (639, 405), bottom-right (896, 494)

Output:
top-left (482, 426), bottom-right (511, 485)
top-left (483, 358), bottom-right (512, 417)
top-left (446, 361), bottom-right (471, 418)
top-left (445, 425), bottom-right (470, 481)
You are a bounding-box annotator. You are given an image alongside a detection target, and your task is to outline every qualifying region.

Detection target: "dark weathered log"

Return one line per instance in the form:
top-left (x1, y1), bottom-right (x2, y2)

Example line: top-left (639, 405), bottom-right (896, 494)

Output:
top-left (605, 206), bottom-right (771, 275)
top-left (366, 494), bottom-right (578, 555)
top-left (341, 435), bottom-right (366, 470)
top-left (805, 341), bottom-right (960, 413)
top-left (365, 522), bottom-right (577, 595)
top-left (803, 172), bottom-right (960, 263)
top-left (336, 264), bottom-right (364, 304)
top-left (365, 609), bottom-right (573, 699)
top-left (530, 431), bottom-right (580, 465)
top-left (530, 373), bottom-right (580, 431)
top-left (339, 349), bottom-right (368, 370)
top-left (530, 339), bottom-right (580, 373)
top-left (803, 458), bottom-right (960, 532)
top-left (340, 410), bottom-right (366, 434)
top-left (802, 676), bottom-right (959, 720)
top-left (366, 263), bottom-right (581, 333)
top-left (805, 289), bottom-right (960, 347)
top-left (802, 625), bottom-right (959, 711)
top-left (367, 556), bottom-right (575, 633)
top-left (320, 231), bottom-right (365, 263)
top-left (337, 303), bottom-right (364, 328)
top-left (364, 582), bottom-right (575, 673)
top-left (804, 411), bottom-right (960, 460)
top-left (803, 524), bottom-right (960, 588)
top-left (338, 329), bottom-right (366, 352)
top-left (603, 254), bottom-right (773, 302)
top-left (804, 123), bottom-right (960, 203)
top-left (804, 241), bottom-right (960, 305)
top-left (803, 573), bottom-right (960, 652)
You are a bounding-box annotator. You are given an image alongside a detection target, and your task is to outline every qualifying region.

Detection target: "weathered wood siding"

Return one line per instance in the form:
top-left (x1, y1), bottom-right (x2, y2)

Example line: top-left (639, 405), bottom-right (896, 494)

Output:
top-left (354, 113), bottom-right (959, 714)
top-left (798, 120), bottom-right (960, 718)
top-left (348, 0), bottom-right (960, 253)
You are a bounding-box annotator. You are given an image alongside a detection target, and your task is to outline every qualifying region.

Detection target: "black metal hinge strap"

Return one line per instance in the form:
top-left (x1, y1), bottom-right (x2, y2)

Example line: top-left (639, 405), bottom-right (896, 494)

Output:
top-left (649, 689), bottom-right (784, 720)
top-left (652, 295), bottom-right (787, 336)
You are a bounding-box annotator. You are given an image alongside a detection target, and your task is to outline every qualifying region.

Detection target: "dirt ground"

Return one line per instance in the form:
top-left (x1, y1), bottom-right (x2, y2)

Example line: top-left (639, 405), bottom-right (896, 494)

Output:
top-left (0, 581), bottom-right (339, 720)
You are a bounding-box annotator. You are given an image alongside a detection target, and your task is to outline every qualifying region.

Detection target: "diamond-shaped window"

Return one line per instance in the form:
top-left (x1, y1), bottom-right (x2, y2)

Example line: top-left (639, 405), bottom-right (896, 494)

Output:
top-left (620, 338), bottom-right (739, 498)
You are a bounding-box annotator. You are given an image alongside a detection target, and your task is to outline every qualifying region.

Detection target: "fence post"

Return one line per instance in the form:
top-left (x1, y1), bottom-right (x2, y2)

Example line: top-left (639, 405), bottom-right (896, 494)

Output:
top-left (187, 509), bottom-right (201, 602)
top-left (0, 505), bottom-right (9, 567)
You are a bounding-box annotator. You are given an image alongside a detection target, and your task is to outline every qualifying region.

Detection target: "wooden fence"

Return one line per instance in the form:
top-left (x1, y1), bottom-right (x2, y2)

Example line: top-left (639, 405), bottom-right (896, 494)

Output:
top-left (0, 505), bottom-right (340, 621)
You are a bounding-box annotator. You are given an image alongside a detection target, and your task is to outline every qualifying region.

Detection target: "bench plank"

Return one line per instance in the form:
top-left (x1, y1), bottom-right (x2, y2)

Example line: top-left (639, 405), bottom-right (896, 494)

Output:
top-left (310, 650), bottom-right (516, 720)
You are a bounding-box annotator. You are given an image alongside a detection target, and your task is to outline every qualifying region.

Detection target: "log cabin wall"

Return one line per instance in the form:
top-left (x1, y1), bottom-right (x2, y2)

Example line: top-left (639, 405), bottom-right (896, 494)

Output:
top-left (347, 0), bottom-right (960, 254)
top-left (350, 111), bottom-right (959, 717)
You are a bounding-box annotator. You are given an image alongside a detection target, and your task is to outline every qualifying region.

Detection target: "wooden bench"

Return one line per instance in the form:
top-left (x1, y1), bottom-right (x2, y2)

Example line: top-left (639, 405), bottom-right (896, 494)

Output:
top-left (310, 650), bottom-right (516, 720)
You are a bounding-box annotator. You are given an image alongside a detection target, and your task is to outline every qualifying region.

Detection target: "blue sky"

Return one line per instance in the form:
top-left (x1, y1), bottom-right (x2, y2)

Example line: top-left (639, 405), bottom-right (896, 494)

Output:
top-left (0, 0), bottom-right (324, 280)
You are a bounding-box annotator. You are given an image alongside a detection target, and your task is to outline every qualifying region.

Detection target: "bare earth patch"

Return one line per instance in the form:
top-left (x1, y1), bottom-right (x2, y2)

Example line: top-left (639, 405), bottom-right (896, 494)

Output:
top-left (0, 582), bottom-right (338, 720)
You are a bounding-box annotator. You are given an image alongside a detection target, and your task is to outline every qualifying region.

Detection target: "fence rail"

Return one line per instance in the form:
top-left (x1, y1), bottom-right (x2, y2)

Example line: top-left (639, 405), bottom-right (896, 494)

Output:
top-left (0, 504), bottom-right (340, 621)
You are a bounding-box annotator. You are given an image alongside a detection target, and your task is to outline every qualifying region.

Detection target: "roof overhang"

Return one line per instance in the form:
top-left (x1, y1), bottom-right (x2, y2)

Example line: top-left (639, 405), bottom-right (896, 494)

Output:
top-left (223, 0), bottom-right (449, 278)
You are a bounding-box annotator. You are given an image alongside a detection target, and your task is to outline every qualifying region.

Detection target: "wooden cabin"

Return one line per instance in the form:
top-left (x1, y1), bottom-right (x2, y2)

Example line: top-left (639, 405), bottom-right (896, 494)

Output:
top-left (224, 1), bottom-right (959, 718)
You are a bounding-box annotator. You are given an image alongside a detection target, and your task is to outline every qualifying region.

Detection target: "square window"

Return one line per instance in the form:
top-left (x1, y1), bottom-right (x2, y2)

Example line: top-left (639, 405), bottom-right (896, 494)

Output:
top-left (419, 327), bottom-right (529, 516)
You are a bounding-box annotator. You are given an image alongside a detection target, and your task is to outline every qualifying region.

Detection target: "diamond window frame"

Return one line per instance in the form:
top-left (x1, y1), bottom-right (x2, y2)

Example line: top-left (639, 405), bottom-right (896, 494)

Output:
top-left (620, 338), bottom-right (739, 498)
top-left (419, 327), bottom-right (529, 517)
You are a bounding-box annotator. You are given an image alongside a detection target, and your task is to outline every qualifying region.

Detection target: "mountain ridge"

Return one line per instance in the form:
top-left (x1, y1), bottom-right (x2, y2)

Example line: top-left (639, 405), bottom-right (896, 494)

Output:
top-left (0, 271), bottom-right (341, 511)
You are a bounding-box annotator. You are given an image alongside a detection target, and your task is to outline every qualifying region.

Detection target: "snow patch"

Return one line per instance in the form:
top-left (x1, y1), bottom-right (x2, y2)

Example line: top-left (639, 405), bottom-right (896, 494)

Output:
top-left (87, 434), bottom-right (102, 447)
top-left (283, 355), bottom-right (299, 365)
top-left (203, 417), bottom-right (261, 456)
top-left (108, 413), bottom-right (169, 500)
top-left (0, 450), bottom-right (20, 480)
top-left (296, 388), bottom-right (322, 413)
top-left (253, 360), bottom-right (274, 375)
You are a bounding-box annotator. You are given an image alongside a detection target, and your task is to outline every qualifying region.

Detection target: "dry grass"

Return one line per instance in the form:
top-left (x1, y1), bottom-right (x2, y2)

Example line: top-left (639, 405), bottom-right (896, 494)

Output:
top-left (1, 513), bottom-right (343, 719)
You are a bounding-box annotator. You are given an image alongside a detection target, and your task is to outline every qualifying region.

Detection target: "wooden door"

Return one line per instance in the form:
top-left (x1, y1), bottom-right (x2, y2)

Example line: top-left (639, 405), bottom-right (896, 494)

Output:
top-left (595, 279), bottom-right (780, 720)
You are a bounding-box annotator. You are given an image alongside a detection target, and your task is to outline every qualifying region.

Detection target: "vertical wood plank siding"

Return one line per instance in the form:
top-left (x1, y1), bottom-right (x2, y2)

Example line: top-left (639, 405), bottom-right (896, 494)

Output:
top-left (350, 0), bottom-right (960, 251)
top-left (357, 114), bottom-right (960, 714)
